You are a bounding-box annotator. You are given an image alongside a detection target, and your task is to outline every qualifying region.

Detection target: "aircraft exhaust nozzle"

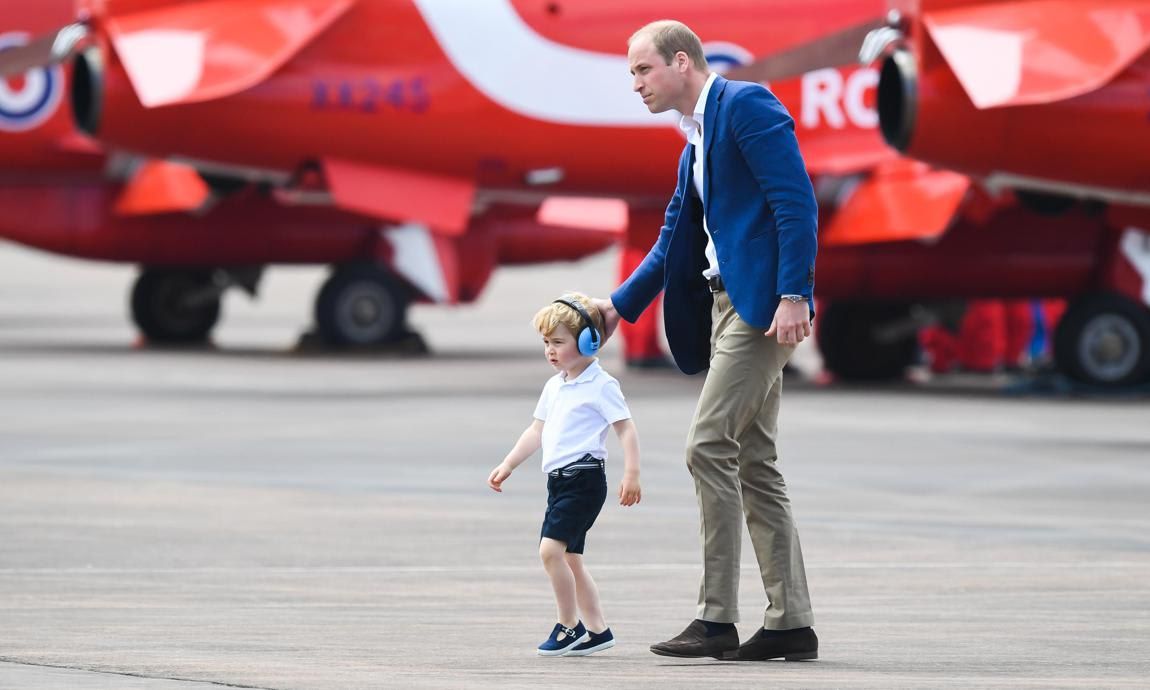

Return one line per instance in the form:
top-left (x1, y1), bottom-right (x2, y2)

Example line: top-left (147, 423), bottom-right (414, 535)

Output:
top-left (71, 46), bottom-right (103, 137)
top-left (876, 49), bottom-right (916, 152)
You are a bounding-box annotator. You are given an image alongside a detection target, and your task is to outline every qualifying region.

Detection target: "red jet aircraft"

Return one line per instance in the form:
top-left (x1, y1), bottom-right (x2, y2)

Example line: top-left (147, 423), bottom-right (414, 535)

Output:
top-left (0, 0), bottom-right (619, 347)
top-left (856, 0), bottom-right (1150, 385)
top-left (861, 0), bottom-right (1150, 209)
top-left (5, 0), bottom-right (1150, 386)
top-left (0, 0), bottom-right (920, 359)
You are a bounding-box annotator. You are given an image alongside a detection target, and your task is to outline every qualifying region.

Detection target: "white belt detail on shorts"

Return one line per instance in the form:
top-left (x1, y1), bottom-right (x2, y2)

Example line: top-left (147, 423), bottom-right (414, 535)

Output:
top-left (549, 454), bottom-right (605, 478)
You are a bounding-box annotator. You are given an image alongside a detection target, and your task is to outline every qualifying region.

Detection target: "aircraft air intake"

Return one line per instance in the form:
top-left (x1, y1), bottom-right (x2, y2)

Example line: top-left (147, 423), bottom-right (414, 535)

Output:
top-left (71, 47), bottom-right (103, 137)
top-left (876, 49), bottom-right (915, 152)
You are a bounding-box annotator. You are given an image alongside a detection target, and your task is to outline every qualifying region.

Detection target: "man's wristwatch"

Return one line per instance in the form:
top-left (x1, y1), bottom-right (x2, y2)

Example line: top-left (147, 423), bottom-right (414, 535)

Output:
top-left (780, 294), bottom-right (808, 304)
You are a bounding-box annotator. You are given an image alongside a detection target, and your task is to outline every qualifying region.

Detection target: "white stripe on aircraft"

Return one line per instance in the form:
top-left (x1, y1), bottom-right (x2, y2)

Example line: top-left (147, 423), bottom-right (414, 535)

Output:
top-left (1120, 228), bottom-right (1150, 307)
top-left (386, 223), bottom-right (449, 303)
top-left (410, 0), bottom-right (677, 127)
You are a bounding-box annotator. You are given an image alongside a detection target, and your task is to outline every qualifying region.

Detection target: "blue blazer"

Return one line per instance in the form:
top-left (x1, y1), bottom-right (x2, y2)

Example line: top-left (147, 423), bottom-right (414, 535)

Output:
top-left (611, 76), bottom-right (818, 374)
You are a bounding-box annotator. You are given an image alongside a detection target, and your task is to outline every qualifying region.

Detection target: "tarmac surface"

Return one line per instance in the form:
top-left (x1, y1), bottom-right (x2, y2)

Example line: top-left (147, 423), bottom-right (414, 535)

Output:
top-left (2, 241), bottom-right (1149, 689)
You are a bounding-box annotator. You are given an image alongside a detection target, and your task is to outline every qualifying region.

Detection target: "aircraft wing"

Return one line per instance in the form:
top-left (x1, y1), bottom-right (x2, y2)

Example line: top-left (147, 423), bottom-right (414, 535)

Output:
top-left (321, 158), bottom-right (476, 236)
top-left (923, 0), bottom-right (1150, 109)
top-left (821, 160), bottom-right (971, 246)
top-left (801, 132), bottom-right (900, 177)
top-left (114, 160), bottom-right (211, 215)
top-left (536, 198), bottom-right (628, 234)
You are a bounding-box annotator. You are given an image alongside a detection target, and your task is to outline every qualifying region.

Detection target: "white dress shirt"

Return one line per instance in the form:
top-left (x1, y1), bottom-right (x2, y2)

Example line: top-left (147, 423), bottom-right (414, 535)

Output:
top-left (677, 72), bottom-right (720, 280)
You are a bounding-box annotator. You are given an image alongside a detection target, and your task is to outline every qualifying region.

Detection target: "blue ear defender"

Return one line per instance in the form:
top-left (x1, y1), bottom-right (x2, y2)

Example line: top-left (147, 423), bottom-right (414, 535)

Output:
top-left (553, 296), bottom-right (601, 356)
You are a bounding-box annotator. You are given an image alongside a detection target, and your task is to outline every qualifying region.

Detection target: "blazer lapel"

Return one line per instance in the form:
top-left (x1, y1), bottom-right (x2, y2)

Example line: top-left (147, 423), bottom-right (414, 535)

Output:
top-left (703, 75), bottom-right (727, 210)
top-left (686, 143), bottom-right (698, 200)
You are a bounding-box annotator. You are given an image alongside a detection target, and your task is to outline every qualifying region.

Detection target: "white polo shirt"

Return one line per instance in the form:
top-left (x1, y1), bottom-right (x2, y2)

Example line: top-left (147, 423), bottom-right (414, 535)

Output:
top-left (533, 359), bottom-right (632, 473)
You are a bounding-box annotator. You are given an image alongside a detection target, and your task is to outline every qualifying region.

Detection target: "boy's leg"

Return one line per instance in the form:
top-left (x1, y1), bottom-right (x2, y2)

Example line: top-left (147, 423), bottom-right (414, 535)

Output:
top-left (539, 538), bottom-right (578, 626)
top-left (564, 553), bottom-right (606, 632)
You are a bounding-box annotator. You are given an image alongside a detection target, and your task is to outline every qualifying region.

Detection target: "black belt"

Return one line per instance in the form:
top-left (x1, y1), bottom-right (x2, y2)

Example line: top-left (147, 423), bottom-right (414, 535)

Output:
top-left (707, 274), bottom-right (725, 293)
top-left (549, 455), bottom-right (605, 478)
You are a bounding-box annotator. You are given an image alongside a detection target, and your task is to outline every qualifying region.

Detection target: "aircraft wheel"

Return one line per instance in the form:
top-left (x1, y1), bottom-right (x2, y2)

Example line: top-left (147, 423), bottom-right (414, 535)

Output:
top-left (817, 301), bottom-right (918, 381)
top-left (315, 264), bottom-right (410, 346)
top-left (1053, 293), bottom-right (1150, 387)
top-left (130, 268), bottom-right (222, 343)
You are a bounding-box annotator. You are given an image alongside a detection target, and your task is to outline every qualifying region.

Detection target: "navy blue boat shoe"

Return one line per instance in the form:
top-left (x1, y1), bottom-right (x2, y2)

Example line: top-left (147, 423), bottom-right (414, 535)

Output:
top-left (537, 621), bottom-right (589, 656)
top-left (563, 627), bottom-right (615, 656)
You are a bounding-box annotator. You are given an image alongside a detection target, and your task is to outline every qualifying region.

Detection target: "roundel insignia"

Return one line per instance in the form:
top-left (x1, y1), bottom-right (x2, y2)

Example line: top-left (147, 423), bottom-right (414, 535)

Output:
top-left (702, 41), bottom-right (753, 75)
top-left (0, 32), bottom-right (65, 133)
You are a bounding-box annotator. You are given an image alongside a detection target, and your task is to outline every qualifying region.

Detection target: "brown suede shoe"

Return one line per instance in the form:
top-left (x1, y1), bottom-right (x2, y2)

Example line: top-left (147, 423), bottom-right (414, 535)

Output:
top-left (721, 626), bottom-right (818, 661)
top-left (650, 619), bottom-right (739, 658)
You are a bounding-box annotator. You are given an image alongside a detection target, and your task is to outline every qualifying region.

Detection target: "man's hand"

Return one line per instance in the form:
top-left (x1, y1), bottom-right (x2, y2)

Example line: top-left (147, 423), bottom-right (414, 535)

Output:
top-left (764, 300), bottom-right (811, 345)
top-left (590, 297), bottom-right (621, 343)
top-left (618, 474), bottom-right (642, 506)
top-left (487, 463), bottom-right (512, 492)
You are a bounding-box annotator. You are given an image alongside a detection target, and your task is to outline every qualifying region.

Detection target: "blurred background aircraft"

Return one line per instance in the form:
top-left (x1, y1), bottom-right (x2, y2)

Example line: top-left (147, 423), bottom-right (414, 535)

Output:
top-left (0, 0), bottom-right (621, 348)
top-left (859, 0), bottom-right (1150, 386)
top-left (2, 0), bottom-right (1149, 387)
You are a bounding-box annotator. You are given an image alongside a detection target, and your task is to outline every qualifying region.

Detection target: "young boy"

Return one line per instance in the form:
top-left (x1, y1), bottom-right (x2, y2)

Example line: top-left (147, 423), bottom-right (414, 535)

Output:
top-left (487, 292), bottom-right (642, 657)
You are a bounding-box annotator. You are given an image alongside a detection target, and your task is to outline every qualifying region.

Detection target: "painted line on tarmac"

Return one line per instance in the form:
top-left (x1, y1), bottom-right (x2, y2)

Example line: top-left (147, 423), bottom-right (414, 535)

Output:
top-left (0, 658), bottom-right (272, 689)
top-left (0, 561), bottom-right (1147, 576)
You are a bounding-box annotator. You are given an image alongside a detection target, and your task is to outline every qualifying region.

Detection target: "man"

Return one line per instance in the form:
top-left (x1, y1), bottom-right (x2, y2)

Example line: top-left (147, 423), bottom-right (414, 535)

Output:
top-left (592, 20), bottom-right (819, 662)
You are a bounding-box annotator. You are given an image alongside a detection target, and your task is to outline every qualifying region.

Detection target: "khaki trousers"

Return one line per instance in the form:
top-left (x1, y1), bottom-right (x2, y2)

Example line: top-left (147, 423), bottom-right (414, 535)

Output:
top-left (686, 290), bottom-right (813, 629)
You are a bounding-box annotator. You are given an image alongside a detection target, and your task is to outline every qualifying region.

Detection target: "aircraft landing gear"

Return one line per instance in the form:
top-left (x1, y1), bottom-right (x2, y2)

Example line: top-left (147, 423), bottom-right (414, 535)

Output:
top-left (1054, 293), bottom-right (1150, 388)
top-left (817, 301), bottom-right (921, 381)
top-left (130, 268), bottom-right (224, 344)
top-left (1015, 189), bottom-right (1079, 216)
top-left (314, 263), bottom-right (412, 346)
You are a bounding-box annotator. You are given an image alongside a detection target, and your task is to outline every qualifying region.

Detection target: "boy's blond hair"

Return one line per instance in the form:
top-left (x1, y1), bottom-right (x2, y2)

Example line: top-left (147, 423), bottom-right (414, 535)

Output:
top-left (533, 292), bottom-right (603, 342)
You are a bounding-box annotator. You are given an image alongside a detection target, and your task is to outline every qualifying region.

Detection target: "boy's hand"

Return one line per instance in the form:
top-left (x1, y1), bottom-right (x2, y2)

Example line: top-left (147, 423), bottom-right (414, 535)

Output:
top-left (618, 475), bottom-right (641, 506)
top-left (488, 463), bottom-right (512, 492)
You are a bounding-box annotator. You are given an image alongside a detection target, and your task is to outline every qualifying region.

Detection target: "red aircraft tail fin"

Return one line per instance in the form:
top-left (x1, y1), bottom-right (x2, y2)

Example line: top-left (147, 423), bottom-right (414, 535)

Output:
top-left (103, 0), bottom-right (355, 107)
top-left (922, 0), bottom-right (1150, 109)
top-left (80, 1), bottom-right (194, 13)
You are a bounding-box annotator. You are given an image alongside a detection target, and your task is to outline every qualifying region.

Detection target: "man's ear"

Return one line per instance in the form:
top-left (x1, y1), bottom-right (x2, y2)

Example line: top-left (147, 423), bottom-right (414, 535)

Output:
top-left (675, 51), bottom-right (690, 72)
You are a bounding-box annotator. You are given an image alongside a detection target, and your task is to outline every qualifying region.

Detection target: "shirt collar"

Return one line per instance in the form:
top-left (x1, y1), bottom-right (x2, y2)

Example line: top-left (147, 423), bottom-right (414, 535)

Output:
top-left (561, 359), bottom-right (603, 385)
top-left (677, 72), bottom-right (717, 140)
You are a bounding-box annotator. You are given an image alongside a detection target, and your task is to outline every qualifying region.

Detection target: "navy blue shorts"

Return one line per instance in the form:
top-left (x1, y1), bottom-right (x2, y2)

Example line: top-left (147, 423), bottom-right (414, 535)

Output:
top-left (540, 457), bottom-right (607, 555)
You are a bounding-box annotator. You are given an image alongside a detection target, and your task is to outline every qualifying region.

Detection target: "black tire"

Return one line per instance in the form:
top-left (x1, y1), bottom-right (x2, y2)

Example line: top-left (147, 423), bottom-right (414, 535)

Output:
top-left (315, 264), bottom-right (410, 346)
top-left (130, 268), bottom-right (221, 343)
top-left (817, 302), bottom-right (918, 381)
top-left (1053, 293), bottom-right (1150, 387)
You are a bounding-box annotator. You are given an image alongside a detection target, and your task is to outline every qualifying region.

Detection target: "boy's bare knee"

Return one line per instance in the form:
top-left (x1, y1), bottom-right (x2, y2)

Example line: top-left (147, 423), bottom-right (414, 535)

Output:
top-left (563, 552), bottom-right (584, 571)
top-left (539, 538), bottom-right (567, 563)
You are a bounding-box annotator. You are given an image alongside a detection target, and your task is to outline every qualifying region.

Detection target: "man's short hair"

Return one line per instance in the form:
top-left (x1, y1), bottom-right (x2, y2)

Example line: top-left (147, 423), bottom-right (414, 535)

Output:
top-left (629, 19), bottom-right (709, 72)
top-left (533, 292), bottom-right (603, 340)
